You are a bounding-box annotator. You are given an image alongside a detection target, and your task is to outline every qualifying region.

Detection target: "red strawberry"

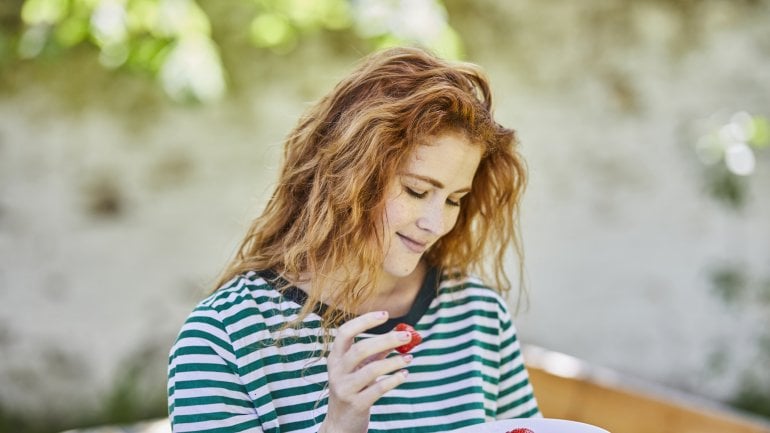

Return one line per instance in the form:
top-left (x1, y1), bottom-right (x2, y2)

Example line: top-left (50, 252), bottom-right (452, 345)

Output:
top-left (505, 429), bottom-right (534, 433)
top-left (394, 323), bottom-right (422, 353)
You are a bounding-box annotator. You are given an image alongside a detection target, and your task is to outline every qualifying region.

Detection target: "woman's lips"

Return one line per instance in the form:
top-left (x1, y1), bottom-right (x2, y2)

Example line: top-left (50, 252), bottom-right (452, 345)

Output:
top-left (397, 233), bottom-right (427, 253)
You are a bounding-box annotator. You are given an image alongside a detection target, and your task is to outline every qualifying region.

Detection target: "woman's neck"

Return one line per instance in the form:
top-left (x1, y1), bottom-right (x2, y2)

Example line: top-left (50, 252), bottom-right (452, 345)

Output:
top-left (358, 260), bottom-right (428, 317)
top-left (293, 261), bottom-right (428, 318)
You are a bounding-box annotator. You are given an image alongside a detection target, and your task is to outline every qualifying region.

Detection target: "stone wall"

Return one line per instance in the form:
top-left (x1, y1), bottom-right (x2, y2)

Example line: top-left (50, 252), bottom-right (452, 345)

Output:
top-left (1, 0), bottom-right (769, 424)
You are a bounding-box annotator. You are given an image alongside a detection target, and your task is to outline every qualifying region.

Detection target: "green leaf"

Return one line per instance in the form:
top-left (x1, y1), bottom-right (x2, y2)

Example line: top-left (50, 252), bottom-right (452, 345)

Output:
top-left (749, 116), bottom-right (769, 148)
top-left (54, 17), bottom-right (89, 47)
top-left (250, 12), bottom-right (295, 48)
top-left (21, 0), bottom-right (69, 25)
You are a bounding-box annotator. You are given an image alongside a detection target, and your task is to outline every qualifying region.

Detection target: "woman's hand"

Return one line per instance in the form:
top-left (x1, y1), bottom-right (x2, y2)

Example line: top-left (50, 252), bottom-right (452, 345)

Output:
top-left (319, 311), bottom-right (414, 433)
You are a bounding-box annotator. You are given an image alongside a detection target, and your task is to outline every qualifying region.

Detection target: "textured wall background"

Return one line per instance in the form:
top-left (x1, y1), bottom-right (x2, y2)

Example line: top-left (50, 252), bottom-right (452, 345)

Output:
top-left (1, 0), bottom-right (769, 427)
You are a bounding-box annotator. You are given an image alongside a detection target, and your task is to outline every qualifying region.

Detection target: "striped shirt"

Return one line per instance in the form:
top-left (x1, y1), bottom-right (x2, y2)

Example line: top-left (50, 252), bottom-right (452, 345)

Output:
top-left (167, 269), bottom-right (540, 433)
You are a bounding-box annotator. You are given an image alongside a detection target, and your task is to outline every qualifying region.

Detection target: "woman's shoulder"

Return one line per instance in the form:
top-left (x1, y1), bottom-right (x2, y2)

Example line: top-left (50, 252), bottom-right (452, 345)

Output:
top-left (197, 271), bottom-right (276, 308)
top-left (182, 271), bottom-right (287, 332)
top-left (438, 269), bottom-right (503, 297)
top-left (173, 272), bottom-right (289, 347)
top-left (435, 269), bottom-right (512, 314)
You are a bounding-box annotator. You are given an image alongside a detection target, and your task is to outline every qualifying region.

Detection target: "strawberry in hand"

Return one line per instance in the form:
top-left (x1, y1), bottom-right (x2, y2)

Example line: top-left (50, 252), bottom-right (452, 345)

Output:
top-left (393, 323), bottom-right (422, 354)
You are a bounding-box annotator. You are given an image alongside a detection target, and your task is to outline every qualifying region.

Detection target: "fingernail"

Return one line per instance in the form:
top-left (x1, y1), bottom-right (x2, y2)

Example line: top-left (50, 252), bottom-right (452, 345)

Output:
top-left (400, 369), bottom-right (409, 378)
top-left (398, 331), bottom-right (411, 341)
top-left (377, 311), bottom-right (388, 319)
top-left (402, 354), bottom-right (413, 363)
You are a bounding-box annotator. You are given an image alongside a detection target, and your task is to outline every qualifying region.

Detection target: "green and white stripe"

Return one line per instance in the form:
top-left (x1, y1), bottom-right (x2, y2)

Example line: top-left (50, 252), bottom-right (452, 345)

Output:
top-left (168, 271), bottom-right (540, 433)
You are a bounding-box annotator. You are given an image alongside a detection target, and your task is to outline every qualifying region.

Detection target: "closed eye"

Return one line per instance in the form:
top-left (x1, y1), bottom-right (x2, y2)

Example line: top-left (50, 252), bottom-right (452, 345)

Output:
top-left (405, 187), bottom-right (427, 199)
top-left (405, 185), bottom-right (464, 207)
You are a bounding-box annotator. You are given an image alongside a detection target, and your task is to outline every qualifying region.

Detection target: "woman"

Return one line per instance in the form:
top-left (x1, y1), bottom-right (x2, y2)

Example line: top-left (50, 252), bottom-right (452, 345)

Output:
top-left (168, 47), bottom-right (540, 433)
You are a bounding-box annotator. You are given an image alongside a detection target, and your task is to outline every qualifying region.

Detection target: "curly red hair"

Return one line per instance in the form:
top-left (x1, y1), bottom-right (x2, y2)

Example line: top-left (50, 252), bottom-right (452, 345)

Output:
top-left (216, 46), bottom-right (527, 327)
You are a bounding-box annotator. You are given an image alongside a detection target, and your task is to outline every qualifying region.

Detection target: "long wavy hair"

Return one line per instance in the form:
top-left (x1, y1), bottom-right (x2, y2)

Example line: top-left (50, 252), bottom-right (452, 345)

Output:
top-left (215, 46), bottom-right (527, 330)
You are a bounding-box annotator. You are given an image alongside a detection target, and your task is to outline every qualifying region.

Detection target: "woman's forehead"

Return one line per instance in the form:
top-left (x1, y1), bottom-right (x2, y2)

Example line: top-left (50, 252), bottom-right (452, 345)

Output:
top-left (400, 133), bottom-right (482, 185)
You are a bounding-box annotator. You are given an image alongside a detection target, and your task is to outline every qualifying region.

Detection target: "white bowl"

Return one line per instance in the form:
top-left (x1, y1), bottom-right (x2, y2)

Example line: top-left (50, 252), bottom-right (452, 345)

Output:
top-left (451, 418), bottom-right (611, 433)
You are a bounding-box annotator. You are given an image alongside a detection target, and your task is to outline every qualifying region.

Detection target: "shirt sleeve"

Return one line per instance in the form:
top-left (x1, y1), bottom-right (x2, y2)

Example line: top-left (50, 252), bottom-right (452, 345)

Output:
top-left (495, 300), bottom-right (542, 419)
top-left (168, 305), bottom-right (264, 433)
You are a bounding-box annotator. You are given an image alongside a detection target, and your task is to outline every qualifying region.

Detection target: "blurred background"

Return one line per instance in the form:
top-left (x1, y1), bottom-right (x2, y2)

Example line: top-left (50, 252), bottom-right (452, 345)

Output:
top-left (1, 0), bottom-right (769, 432)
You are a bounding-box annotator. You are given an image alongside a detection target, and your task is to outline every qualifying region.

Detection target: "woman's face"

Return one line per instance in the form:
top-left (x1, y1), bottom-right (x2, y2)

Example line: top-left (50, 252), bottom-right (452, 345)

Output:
top-left (381, 131), bottom-right (483, 279)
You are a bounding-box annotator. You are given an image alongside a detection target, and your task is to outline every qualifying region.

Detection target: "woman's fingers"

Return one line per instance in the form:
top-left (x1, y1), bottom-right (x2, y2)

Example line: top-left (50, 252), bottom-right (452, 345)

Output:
top-left (332, 311), bottom-right (389, 356)
top-left (329, 356), bottom-right (412, 411)
top-left (345, 353), bottom-right (413, 394)
top-left (359, 369), bottom-right (410, 408)
top-left (332, 312), bottom-right (413, 371)
top-left (359, 350), bottom-right (389, 368)
top-left (326, 312), bottom-right (416, 414)
top-left (339, 330), bottom-right (412, 372)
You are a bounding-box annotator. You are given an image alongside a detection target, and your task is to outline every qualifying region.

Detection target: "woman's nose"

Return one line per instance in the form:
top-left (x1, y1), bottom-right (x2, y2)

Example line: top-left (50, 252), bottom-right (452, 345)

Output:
top-left (416, 202), bottom-right (446, 235)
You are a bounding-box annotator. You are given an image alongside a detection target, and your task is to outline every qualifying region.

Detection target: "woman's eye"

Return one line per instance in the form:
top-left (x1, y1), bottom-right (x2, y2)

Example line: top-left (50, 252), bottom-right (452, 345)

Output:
top-left (446, 198), bottom-right (461, 207)
top-left (405, 187), bottom-right (427, 198)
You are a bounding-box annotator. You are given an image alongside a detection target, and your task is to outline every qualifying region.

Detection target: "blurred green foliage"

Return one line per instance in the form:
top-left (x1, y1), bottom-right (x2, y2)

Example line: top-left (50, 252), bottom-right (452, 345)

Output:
top-left (3, 0), bottom-right (463, 103)
top-left (695, 112), bottom-right (770, 209)
top-left (0, 342), bottom-right (167, 433)
top-left (709, 263), bottom-right (748, 304)
top-left (2, 0), bottom-right (769, 428)
top-left (732, 378), bottom-right (770, 419)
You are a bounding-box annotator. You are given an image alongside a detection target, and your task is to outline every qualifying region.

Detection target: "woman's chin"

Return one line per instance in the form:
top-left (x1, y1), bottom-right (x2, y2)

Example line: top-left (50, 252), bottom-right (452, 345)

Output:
top-left (381, 259), bottom-right (425, 280)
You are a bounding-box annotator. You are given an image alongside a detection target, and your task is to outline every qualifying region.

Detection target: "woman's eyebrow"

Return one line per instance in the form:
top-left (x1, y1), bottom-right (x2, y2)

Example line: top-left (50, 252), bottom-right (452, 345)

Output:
top-left (401, 173), bottom-right (472, 193)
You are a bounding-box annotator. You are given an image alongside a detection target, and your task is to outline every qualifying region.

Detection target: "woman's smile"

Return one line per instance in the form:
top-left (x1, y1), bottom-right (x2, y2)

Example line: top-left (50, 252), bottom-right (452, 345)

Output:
top-left (396, 233), bottom-right (428, 253)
